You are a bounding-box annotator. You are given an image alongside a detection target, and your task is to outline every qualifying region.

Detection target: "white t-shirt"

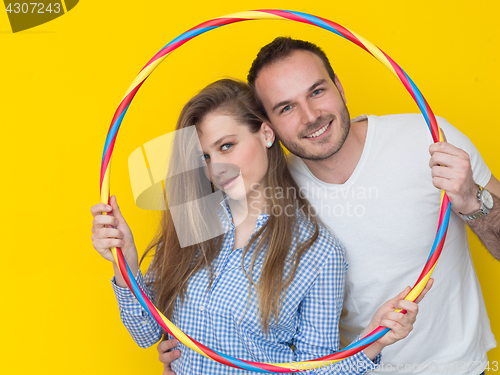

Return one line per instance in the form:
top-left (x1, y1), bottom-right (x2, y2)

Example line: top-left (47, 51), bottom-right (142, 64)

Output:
top-left (287, 114), bottom-right (496, 375)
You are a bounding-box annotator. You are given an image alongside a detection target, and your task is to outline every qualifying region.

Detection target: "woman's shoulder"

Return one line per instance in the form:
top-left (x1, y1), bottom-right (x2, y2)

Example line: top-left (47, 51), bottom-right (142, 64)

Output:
top-left (295, 209), bottom-right (347, 267)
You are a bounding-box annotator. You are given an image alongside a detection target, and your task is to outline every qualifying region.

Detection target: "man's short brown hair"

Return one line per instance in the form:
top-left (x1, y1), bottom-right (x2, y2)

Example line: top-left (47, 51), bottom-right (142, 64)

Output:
top-left (247, 37), bottom-right (336, 89)
top-left (247, 37), bottom-right (336, 117)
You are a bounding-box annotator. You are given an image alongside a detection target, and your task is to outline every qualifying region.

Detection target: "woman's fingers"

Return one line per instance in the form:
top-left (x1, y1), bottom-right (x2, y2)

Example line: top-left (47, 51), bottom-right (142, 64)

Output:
top-left (92, 214), bottom-right (119, 230)
top-left (109, 195), bottom-right (126, 222)
top-left (379, 302), bottom-right (418, 342)
top-left (90, 203), bottom-right (112, 218)
top-left (91, 198), bottom-right (137, 267)
top-left (91, 236), bottom-right (123, 263)
top-left (93, 225), bottom-right (122, 239)
top-left (93, 237), bottom-right (124, 253)
top-left (395, 300), bottom-right (418, 319)
top-left (374, 281), bottom-right (432, 347)
top-left (91, 203), bottom-right (117, 234)
top-left (386, 286), bottom-right (411, 308)
top-left (382, 304), bottom-right (416, 326)
top-left (91, 214), bottom-right (125, 259)
top-left (413, 278), bottom-right (434, 304)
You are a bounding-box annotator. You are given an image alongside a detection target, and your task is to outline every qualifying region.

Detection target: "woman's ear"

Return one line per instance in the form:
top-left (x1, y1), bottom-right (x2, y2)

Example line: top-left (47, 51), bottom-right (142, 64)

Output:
top-left (260, 122), bottom-right (275, 148)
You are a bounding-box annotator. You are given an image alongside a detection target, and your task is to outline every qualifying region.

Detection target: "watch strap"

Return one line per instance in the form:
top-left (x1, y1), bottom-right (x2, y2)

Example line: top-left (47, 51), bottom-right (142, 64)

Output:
top-left (459, 185), bottom-right (492, 221)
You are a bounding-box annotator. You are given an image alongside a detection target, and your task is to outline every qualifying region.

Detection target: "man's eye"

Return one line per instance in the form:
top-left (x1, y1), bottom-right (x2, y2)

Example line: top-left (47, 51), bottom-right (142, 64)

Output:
top-left (312, 89), bottom-right (323, 96)
top-left (221, 143), bottom-right (233, 151)
top-left (281, 105), bottom-right (291, 113)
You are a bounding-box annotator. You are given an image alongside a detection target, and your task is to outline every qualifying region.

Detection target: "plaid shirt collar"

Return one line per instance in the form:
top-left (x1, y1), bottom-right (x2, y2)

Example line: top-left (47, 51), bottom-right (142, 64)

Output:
top-left (217, 193), bottom-right (270, 235)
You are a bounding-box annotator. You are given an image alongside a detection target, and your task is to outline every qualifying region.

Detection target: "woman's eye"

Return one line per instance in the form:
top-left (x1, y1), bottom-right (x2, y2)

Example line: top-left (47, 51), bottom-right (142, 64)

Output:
top-left (201, 154), bottom-right (209, 161)
top-left (221, 143), bottom-right (233, 151)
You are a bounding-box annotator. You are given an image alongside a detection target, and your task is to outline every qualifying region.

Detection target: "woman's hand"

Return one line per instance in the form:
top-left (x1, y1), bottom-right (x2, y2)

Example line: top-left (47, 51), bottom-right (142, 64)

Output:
top-left (91, 195), bottom-right (139, 284)
top-left (362, 278), bottom-right (434, 359)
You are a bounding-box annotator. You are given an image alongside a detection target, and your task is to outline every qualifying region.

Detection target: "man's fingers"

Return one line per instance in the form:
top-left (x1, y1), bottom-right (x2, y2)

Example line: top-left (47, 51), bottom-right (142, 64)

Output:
top-left (429, 142), bottom-right (470, 161)
top-left (159, 349), bottom-right (181, 364)
top-left (158, 338), bottom-right (178, 353)
top-left (429, 151), bottom-right (465, 170)
top-left (158, 338), bottom-right (180, 369)
top-left (431, 165), bottom-right (462, 180)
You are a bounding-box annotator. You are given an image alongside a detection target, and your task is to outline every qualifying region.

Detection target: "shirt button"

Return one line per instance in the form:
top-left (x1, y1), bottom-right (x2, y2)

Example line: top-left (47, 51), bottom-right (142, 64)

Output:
top-left (215, 271), bottom-right (220, 277)
top-left (200, 305), bottom-right (205, 311)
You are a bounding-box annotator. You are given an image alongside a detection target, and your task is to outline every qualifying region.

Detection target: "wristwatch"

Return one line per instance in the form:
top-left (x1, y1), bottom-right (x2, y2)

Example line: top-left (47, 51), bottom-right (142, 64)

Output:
top-left (459, 185), bottom-right (494, 221)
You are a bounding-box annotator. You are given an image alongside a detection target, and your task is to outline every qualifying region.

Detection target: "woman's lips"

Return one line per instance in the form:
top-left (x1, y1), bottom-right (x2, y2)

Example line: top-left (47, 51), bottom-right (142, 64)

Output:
top-left (220, 175), bottom-right (239, 190)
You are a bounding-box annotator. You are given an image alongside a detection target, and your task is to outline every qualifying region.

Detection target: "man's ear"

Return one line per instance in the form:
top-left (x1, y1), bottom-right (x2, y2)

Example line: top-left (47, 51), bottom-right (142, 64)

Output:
top-left (334, 74), bottom-right (347, 104)
top-left (260, 122), bottom-right (275, 146)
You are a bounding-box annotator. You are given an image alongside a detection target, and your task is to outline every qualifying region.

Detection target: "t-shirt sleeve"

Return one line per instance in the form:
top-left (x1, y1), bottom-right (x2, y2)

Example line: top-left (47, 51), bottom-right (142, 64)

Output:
top-left (436, 116), bottom-right (491, 187)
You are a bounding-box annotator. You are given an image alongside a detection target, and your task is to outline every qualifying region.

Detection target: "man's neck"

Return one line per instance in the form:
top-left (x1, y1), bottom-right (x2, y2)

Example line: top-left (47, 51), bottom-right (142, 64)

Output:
top-left (302, 118), bottom-right (368, 184)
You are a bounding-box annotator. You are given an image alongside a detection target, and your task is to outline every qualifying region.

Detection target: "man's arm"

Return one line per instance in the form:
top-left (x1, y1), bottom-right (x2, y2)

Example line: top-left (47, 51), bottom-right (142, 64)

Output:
top-left (430, 138), bottom-right (500, 261)
top-left (467, 175), bottom-right (500, 260)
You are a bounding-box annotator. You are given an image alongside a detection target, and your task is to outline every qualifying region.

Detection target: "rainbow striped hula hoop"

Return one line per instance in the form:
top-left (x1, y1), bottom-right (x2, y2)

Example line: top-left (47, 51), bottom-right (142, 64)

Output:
top-left (99, 10), bottom-right (450, 372)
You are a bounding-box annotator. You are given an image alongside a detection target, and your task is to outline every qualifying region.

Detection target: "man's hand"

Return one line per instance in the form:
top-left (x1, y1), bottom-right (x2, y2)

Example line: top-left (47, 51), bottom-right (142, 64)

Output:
top-left (158, 337), bottom-right (181, 375)
top-left (429, 130), bottom-right (480, 215)
top-left (429, 129), bottom-right (500, 260)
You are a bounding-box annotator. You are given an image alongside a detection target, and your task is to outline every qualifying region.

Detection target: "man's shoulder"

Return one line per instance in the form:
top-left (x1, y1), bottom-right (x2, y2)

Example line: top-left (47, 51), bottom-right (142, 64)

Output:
top-left (370, 113), bottom-right (432, 127)
top-left (369, 113), bottom-right (454, 129)
top-left (367, 113), bottom-right (460, 143)
top-left (285, 151), bottom-right (304, 174)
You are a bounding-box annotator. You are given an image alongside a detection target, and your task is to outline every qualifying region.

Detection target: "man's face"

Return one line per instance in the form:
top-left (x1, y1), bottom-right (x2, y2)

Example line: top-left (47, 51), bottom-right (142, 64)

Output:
top-left (254, 50), bottom-right (351, 161)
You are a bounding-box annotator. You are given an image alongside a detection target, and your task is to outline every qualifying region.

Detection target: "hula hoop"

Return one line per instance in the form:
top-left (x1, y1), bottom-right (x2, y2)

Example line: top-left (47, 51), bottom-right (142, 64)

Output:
top-left (99, 10), bottom-right (450, 372)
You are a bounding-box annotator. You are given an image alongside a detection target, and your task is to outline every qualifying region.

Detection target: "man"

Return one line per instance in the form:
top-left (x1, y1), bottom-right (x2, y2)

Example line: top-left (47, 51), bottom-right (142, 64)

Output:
top-left (159, 37), bottom-right (499, 374)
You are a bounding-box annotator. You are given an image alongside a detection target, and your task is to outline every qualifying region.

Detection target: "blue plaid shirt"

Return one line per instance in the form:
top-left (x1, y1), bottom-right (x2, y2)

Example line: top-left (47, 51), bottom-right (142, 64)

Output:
top-left (112, 198), bottom-right (381, 374)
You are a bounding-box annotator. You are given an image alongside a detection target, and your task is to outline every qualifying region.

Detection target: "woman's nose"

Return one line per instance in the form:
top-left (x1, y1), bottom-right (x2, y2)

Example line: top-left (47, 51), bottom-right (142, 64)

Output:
top-left (209, 162), bottom-right (228, 177)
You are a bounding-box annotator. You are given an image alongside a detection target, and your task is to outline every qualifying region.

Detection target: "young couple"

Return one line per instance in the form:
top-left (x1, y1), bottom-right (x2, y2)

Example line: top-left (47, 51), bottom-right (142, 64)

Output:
top-left (91, 37), bottom-right (499, 375)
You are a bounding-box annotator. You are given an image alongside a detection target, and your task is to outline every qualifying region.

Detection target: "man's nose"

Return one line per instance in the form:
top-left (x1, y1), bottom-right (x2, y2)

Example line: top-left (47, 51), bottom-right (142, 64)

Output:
top-left (300, 103), bottom-right (320, 125)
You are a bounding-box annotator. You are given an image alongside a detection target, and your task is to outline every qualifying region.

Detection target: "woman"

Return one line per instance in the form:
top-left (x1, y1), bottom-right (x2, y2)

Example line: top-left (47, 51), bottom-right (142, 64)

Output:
top-left (91, 79), bottom-right (430, 374)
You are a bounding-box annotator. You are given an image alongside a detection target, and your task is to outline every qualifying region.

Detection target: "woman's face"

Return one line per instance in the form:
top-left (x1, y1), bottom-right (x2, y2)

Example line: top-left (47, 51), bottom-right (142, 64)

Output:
top-left (197, 111), bottom-right (272, 202)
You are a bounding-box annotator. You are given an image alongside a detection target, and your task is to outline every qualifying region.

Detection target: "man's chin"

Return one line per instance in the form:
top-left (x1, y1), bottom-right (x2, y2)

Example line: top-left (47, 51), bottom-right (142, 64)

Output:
top-left (297, 149), bottom-right (340, 161)
top-left (291, 119), bottom-right (350, 161)
top-left (287, 141), bottom-right (341, 161)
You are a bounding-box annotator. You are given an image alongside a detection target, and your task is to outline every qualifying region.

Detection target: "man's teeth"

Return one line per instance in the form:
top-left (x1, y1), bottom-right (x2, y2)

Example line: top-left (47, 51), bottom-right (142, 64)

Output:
top-left (305, 122), bottom-right (330, 138)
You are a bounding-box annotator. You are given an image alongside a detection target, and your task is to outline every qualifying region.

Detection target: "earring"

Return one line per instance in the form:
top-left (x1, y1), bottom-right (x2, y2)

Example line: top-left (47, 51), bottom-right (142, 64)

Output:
top-left (267, 141), bottom-right (273, 148)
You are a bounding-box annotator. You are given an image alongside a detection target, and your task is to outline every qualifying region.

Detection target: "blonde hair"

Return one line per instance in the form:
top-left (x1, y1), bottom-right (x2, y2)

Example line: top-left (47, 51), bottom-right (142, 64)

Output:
top-left (140, 79), bottom-right (319, 331)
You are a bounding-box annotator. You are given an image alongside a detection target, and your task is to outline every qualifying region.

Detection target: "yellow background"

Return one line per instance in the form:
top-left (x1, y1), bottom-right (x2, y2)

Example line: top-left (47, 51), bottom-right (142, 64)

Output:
top-left (1, 1), bottom-right (498, 374)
